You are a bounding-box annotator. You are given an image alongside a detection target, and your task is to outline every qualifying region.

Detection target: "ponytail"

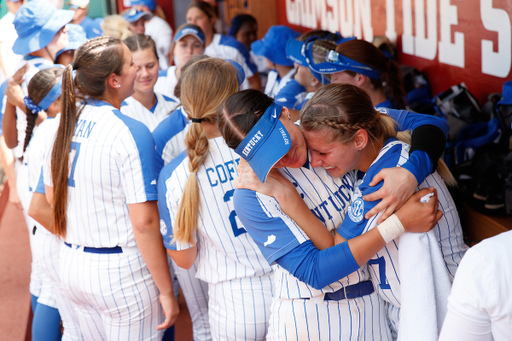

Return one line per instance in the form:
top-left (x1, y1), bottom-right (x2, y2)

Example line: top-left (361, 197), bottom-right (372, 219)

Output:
top-left (50, 36), bottom-right (124, 238)
top-left (383, 58), bottom-right (406, 110)
top-left (173, 58), bottom-right (238, 244)
top-left (51, 64), bottom-right (77, 238)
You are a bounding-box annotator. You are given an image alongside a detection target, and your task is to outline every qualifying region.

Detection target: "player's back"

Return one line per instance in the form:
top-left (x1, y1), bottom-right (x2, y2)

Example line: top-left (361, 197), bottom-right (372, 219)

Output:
top-left (159, 136), bottom-right (272, 284)
top-left (51, 100), bottom-right (157, 248)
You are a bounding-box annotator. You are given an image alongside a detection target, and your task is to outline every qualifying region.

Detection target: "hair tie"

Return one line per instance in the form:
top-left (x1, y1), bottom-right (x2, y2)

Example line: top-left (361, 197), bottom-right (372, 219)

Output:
top-left (191, 118), bottom-right (203, 123)
top-left (71, 62), bottom-right (78, 70)
top-left (24, 96), bottom-right (41, 115)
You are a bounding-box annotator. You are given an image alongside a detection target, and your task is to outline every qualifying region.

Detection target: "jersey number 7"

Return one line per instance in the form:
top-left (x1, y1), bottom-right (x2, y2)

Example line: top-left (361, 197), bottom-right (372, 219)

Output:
top-left (68, 142), bottom-right (81, 187)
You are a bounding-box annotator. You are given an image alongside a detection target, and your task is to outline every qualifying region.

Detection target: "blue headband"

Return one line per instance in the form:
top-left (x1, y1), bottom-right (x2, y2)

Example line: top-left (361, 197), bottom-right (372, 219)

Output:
top-left (37, 74), bottom-right (65, 111)
top-left (25, 69), bottom-right (76, 114)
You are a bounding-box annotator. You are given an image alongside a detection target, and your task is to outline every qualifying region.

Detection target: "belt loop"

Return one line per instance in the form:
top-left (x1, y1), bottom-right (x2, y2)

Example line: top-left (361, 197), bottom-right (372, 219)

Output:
top-left (343, 285), bottom-right (348, 299)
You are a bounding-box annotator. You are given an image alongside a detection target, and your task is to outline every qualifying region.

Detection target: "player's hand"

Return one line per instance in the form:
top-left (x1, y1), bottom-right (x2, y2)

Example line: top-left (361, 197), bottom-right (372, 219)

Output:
top-left (157, 293), bottom-right (180, 330)
top-left (11, 64), bottom-right (28, 85)
top-left (236, 163), bottom-right (294, 201)
top-left (5, 78), bottom-right (26, 109)
top-left (363, 167), bottom-right (418, 224)
top-left (394, 187), bottom-right (442, 234)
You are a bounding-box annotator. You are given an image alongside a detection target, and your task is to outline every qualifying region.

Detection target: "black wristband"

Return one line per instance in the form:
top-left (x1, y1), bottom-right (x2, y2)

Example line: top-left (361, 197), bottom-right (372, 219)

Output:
top-left (409, 124), bottom-right (447, 173)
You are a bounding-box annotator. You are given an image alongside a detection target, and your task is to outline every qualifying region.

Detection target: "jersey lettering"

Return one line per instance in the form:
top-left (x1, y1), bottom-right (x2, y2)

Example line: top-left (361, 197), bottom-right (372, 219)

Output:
top-left (368, 256), bottom-right (391, 290)
top-left (68, 142), bottom-right (81, 187)
top-left (206, 158), bottom-right (241, 187)
top-left (74, 119), bottom-right (97, 138)
top-left (223, 189), bottom-right (246, 237)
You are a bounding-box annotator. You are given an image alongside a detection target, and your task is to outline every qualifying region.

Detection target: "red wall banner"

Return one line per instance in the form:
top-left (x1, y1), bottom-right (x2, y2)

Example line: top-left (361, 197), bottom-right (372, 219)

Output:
top-left (277, 0), bottom-right (512, 104)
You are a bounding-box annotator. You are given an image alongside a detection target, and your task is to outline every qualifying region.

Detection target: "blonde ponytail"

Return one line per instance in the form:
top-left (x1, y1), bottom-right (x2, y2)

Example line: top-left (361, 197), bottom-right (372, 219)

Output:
top-left (173, 58), bottom-right (238, 244)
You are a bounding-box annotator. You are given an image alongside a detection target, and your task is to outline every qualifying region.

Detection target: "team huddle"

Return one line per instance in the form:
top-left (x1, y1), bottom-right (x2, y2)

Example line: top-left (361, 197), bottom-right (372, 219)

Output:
top-left (5, 0), bottom-right (502, 340)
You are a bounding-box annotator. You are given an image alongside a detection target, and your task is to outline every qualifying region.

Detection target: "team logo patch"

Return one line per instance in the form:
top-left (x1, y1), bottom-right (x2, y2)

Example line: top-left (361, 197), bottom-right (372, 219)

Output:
top-left (264, 234), bottom-right (276, 247)
top-left (376, 107), bottom-right (388, 114)
top-left (160, 219), bottom-right (167, 235)
top-left (348, 198), bottom-right (364, 223)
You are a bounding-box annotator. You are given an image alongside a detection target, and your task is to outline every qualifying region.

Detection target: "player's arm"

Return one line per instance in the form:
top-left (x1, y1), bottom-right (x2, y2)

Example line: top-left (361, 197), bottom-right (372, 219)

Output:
top-left (157, 171), bottom-right (198, 269)
top-left (363, 111), bottom-right (448, 222)
top-left (236, 164), bottom-right (335, 250)
top-left (167, 247), bottom-right (197, 270)
top-left (29, 192), bottom-right (53, 232)
top-left (29, 169), bottom-right (53, 232)
top-left (277, 188), bottom-right (442, 289)
top-left (2, 100), bottom-right (18, 148)
top-left (0, 135), bottom-right (21, 209)
top-left (129, 201), bottom-right (180, 330)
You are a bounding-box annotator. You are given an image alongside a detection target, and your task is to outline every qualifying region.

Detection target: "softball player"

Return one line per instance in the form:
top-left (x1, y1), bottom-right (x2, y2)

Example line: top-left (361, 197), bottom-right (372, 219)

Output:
top-left (186, 1), bottom-right (260, 90)
top-left (121, 34), bottom-right (177, 132)
top-left (305, 38), bottom-right (407, 109)
top-left (439, 230), bottom-right (512, 340)
top-left (299, 84), bottom-right (467, 337)
top-left (44, 37), bottom-right (178, 340)
top-left (216, 88), bottom-right (449, 340)
top-left (23, 67), bottom-right (83, 341)
top-left (250, 25), bottom-right (299, 97)
top-left (1, 0), bottom-right (73, 327)
top-left (154, 24), bottom-right (205, 100)
top-left (154, 60), bottom-right (213, 341)
top-left (158, 58), bottom-right (273, 341)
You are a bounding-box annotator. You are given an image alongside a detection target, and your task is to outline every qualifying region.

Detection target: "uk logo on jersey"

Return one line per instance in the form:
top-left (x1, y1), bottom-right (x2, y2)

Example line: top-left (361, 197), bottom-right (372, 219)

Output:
top-left (160, 219), bottom-right (168, 236)
top-left (348, 197), bottom-right (364, 223)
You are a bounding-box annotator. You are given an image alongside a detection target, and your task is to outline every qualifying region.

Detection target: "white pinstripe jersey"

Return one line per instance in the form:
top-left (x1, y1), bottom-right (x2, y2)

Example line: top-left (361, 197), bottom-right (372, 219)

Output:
top-left (158, 136), bottom-right (272, 284)
top-left (120, 92), bottom-right (177, 132)
top-left (152, 106), bottom-right (190, 175)
top-left (205, 33), bottom-right (257, 89)
top-left (26, 116), bottom-right (59, 195)
top-left (339, 139), bottom-right (467, 308)
top-left (234, 163), bottom-right (373, 299)
top-left (44, 100), bottom-right (158, 247)
top-left (154, 66), bottom-right (179, 101)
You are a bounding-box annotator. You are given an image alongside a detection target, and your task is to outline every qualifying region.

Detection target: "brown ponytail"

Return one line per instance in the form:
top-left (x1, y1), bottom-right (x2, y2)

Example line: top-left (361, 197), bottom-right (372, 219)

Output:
top-left (173, 58), bottom-right (238, 244)
top-left (51, 36), bottom-right (124, 238)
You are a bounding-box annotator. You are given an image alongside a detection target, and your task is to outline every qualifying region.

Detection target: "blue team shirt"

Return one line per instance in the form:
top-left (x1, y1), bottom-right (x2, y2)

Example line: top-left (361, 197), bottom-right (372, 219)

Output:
top-left (273, 79), bottom-right (306, 109)
top-left (152, 106), bottom-right (189, 176)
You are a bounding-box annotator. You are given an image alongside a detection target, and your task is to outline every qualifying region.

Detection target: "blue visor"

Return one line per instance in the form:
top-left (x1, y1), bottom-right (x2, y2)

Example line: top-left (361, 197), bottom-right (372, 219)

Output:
top-left (123, 8), bottom-right (152, 23)
top-left (286, 38), bottom-right (329, 84)
top-left (234, 103), bottom-right (291, 183)
top-left (173, 26), bottom-right (205, 46)
top-left (306, 40), bottom-right (381, 79)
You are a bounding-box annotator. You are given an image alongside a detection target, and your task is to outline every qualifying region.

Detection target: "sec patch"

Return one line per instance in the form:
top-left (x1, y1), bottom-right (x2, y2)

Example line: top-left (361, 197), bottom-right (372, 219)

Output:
top-left (348, 197), bottom-right (364, 223)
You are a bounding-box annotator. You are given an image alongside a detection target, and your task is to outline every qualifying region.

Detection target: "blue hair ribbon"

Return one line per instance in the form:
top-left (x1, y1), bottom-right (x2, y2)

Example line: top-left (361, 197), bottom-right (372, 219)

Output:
top-left (24, 96), bottom-right (41, 115)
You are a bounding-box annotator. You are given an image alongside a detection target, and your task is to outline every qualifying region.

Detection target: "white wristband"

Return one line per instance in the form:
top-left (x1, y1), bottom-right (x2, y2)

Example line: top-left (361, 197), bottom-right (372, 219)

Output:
top-left (377, 214), bottom-right (405, 244)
